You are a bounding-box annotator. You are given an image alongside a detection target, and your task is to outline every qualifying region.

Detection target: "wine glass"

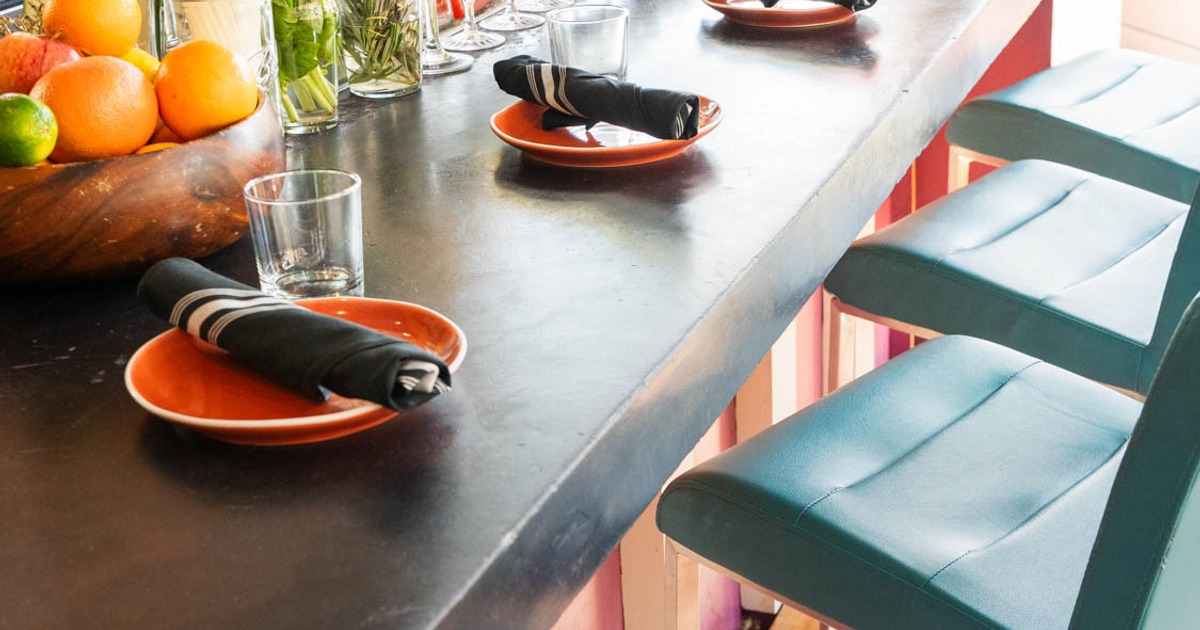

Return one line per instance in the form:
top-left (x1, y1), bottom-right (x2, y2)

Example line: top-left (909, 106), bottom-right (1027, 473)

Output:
top-left (479, 0), bottom-right (545, 30)
top-left (422, 0), bottom-right (474, 75)
top-left (514, 0), bottom-right (573, 13)
top-left (441, 0), bottom-right (505, 51)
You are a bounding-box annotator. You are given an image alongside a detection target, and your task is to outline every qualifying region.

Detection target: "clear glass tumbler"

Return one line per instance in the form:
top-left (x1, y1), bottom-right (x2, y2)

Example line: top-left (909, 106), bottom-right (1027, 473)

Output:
top-left (243, 170), bottom-right (365, 299)
top-left (546, 5), bottom-right (628, 80)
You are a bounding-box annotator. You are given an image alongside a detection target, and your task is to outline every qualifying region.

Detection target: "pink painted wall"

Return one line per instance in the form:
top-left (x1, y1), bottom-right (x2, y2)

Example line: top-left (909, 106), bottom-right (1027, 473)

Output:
top-left (553, 551), bottom-right (625, 630)
top-left (550, 405), bottom-right (740, 630)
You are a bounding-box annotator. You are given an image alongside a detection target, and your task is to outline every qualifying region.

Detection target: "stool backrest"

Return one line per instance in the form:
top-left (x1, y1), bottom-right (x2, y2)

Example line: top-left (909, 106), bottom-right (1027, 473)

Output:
top-left (1071, 292), bottom-right (1200, 628)
top-left (1139, 185), bottom-right (1200, 392)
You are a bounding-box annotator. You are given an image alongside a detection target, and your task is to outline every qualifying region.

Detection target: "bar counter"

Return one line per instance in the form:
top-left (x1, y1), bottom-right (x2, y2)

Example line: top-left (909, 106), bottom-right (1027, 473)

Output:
top-left (1, 0), bottom-right (1040, 627)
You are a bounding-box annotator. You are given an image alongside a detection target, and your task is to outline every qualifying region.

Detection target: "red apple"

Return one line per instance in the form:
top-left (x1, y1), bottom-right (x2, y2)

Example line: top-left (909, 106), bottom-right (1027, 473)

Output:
top-left (0, 33), bottom-right (83, 95)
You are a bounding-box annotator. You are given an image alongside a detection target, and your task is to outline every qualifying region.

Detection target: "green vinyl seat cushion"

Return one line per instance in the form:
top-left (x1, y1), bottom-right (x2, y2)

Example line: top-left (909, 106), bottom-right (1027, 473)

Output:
top-left (659, 292), bottom-right (1200, 628)
top-left (657, 335), bottom-right (1141, 629)
top-left (947, 48), bottom-right (1200, 203)
top-left (824, 159), bottom-right (1190, 395)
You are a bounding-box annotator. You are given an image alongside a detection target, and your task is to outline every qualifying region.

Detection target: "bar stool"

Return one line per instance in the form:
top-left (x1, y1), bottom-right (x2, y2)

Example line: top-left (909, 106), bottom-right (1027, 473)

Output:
top-left (657, 292), bottom-right (1200, 630)
top-left (823, 159), bottom-right (1199, 397)
top-left (946, 49), bottom-right (1200, 202)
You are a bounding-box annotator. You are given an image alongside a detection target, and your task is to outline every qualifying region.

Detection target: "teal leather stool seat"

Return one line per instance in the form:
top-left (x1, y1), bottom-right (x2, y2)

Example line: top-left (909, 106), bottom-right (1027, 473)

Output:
top-left (657, 295), bottom-right (1200, 629)
top-left (824, 159), bottom-right (1199, 396)
top-left (947, 49), bottom-right (1200, 203)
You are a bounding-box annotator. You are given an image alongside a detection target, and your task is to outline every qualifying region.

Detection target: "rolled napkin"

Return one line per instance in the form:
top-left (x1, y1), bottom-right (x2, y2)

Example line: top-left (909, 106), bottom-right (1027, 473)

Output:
top-left (493, 55), bottom-right (700, 141)
top-left (137, 258), bottom-right (451, 412)
top-left (760, 0), bottom-right (877, 10)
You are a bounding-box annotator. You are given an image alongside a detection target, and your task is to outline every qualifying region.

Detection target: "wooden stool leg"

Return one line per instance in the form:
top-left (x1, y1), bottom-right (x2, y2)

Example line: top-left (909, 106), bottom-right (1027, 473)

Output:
top-left (664, 538), bottom-right (699, 630)
top-left (948, 144), bottom-right (973, 193)
top-left (823, 293), bottom-right (853, 395)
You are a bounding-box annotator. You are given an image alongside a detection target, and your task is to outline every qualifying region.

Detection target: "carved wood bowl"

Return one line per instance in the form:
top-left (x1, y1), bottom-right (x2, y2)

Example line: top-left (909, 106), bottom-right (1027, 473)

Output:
top-left (0, 98), bottom-right (286, 283)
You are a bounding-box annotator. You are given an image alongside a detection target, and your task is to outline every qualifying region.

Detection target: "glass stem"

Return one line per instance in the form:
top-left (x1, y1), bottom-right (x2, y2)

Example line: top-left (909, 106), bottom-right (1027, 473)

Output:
top-left (461, 0), bottom-right (481, 32)
top-left (424, 0), bottom-right (447, 54)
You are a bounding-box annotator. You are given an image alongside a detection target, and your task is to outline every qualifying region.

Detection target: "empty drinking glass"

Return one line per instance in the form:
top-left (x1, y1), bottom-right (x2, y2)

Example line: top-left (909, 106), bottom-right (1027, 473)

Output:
top-left (244, 170), bottom-right (365, 299)
top-left (546, 5), bottom-right (629, 80)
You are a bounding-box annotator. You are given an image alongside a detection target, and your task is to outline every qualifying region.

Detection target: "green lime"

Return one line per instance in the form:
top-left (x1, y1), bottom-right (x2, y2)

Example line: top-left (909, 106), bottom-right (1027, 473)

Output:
top-left (0, 93), bottom-right (58, 167)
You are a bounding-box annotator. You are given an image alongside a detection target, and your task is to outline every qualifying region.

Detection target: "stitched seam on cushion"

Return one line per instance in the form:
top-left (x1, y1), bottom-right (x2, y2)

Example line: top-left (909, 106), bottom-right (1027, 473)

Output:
top-left (922, 438), bottom-right (1129, 588)
top-left (849, 245), bottom-right (1147, 346)
top-left (1119, 100), bottom-right (1200, 140)
top-left (1007, 393), bottom-right (1137, 437)
top-left (797, 487), bottom-right (844, 521)
top-left (932, 180), bottom-right (1088, 265)
top-left (796, 361), bottom-right (1041, 525)
top-left (665, 481), bottom-right (1004, 629)
top-left (1050, 61), bottom-right (1148, 110)
top-left (1037, 213), bottom-right (1184, 306)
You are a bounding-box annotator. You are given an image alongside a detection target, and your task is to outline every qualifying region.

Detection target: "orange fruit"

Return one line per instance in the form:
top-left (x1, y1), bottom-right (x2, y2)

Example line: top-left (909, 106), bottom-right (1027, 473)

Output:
top-left (135, 141), bottom-right (178, 155)
top-left (150, 120), bottom-right (181, 144)
top-left (42, 0), bottom-right (142, 57)
top-left (121, 46), bottom-right (161, 83)
top-left (155, 40), bottom-right (258, 142)
top-left (30, 56), bottom-right (158, 163)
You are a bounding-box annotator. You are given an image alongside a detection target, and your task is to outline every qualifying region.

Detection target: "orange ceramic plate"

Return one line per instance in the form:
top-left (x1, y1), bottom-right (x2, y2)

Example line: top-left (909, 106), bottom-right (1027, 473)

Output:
top-left (124, 297), bottom-right (467, 446)
top-left (702, 0), bottom-right (854, 28)
top-left (489, 95), bottom-right (722, 168)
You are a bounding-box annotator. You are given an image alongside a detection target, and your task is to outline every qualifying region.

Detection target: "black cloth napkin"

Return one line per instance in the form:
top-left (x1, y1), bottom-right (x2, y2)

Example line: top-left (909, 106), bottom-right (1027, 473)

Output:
top-left (493, 55), bottom-right (700, 141)
top-left (137, 258), bottom-right (451, 412)
top-left (760, 0), bottom-right (876, 10)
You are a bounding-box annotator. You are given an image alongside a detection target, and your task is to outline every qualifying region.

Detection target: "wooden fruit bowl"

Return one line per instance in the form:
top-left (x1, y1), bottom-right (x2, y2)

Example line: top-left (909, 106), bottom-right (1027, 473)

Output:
top-left (0, 97), bottom-right (285, 283)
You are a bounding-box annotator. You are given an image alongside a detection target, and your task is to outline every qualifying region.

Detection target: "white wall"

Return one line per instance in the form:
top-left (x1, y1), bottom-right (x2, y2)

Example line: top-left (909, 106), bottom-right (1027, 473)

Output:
top-left (1122, 1), bottom-right (1200, 64)
top-left (1053, 0), bottom-right (1123, 64)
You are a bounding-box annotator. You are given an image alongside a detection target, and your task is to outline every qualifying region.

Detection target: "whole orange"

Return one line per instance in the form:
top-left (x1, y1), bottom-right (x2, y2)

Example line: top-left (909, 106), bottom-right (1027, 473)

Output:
top-left (30, 56), bottom-right (159, 163)
top-left (155, 40), bottom-right (259, 141)
top-left (42, 0), bottom-right (142, 57)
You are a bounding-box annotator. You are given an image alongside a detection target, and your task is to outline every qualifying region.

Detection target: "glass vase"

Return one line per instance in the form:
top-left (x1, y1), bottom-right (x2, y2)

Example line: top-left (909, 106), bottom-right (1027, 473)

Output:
top-left (339, 0), bottom-right (422, 99)
top-left (271, 0), bottom-right (341, 134)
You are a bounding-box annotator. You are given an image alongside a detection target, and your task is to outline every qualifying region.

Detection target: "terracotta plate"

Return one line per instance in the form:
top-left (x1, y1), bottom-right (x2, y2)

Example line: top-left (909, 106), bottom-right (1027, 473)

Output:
top-left (489, 96), bottom-right (722, 168)
top-left (125, 297), bottom-right (466, 446)
top-left (702, 0), bottom-right (854, 28)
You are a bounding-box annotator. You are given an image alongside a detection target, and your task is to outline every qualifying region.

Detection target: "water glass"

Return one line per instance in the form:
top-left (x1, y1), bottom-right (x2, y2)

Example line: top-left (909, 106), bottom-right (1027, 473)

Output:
top-left (546, 5), bottom-right (628, 80)
top-left (243, 170), bottom-right (364, 299)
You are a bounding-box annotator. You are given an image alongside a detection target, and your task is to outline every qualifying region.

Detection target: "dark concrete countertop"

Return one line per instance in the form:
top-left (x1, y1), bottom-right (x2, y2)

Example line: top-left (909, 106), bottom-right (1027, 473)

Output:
top-left (0, 0), bottom-right (1040, 627)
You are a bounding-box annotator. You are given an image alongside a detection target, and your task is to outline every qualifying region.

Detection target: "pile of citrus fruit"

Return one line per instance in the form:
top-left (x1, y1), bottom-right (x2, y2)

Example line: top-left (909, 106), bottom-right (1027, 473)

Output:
top-left (0, 0), bottom-right (260, 168)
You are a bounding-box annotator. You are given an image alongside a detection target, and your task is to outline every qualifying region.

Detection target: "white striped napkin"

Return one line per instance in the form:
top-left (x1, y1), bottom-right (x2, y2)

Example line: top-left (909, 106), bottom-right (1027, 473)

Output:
top-left (137, 258), bottom-right (450, 412)
top-left (493, 55), bottom-right (700, 141)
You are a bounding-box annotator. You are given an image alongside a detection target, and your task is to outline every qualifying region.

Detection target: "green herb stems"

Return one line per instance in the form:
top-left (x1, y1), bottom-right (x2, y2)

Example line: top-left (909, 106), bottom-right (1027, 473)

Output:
top-left (272, 0), bottom-right (340, 128)
top-left (340, 0), bottom-right (420, 96)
